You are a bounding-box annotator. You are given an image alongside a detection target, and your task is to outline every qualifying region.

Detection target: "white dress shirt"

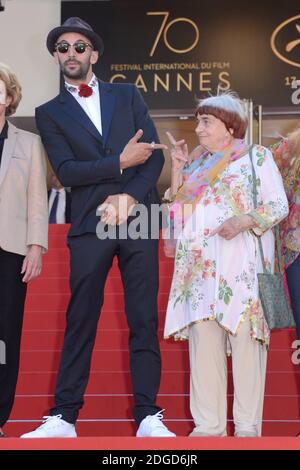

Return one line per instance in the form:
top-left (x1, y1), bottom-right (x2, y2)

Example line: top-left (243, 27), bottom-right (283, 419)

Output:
top-left (65, 75), bottom-right (123, 174)
top-left (48, 187), bottom-right (67, 224)
top-left (65, 74), bottom-right (102, 135)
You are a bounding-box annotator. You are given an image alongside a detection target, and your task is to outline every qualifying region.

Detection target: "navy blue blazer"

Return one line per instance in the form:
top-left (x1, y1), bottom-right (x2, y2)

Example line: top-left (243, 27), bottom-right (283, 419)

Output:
top-left (36, 81), bottom-right (164, 236)
top-left (48, 189), bottom-right (72, 224)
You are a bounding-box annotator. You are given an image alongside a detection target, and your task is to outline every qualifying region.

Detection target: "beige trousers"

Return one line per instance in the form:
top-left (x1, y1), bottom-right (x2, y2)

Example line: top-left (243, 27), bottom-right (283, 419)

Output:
top-left (188, 317), bottom-right (267, 436)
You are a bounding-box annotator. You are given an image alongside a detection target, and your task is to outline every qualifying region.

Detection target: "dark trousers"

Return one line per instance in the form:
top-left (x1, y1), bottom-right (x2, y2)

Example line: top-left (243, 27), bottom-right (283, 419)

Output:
top-left (50, 234), bottom-right (161, 425)
top-left (286, 254), bottom-right (300, 341)
top-left (0, 248), bottom-right (27, 427)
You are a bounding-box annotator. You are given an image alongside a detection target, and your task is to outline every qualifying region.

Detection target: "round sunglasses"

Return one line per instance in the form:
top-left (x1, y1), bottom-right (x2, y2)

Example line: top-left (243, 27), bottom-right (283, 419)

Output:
top-left (54, 42), bottom-right (93, 54)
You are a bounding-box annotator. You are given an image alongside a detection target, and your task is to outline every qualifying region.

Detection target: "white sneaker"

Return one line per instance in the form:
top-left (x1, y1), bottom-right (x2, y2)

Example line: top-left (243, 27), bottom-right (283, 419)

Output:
top-left (136, 410), bottom-right (176, 437)
top-left (20, 415), bottom-right (77, 438)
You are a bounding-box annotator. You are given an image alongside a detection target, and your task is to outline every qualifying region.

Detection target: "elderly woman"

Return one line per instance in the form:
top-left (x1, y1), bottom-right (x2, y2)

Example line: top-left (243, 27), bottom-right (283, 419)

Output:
top-left (0, 63), bottom-right (48, 437)
top-left (163, 92), bottom-right (288, 437)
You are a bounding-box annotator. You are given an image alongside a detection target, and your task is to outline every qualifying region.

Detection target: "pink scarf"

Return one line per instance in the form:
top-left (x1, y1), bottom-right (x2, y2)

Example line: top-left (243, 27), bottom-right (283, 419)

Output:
top-left (164, 139), bottom-right (249, 257)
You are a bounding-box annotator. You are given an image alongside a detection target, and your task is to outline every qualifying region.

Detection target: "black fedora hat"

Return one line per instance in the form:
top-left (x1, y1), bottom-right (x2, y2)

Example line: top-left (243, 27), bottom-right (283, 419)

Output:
top-left (47, 17), bottom-right (104, 55)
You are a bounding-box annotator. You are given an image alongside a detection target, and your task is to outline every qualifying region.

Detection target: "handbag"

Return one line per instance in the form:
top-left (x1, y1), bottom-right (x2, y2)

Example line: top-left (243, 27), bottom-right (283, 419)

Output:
top-left (249, 146), bottom-right (296, 330)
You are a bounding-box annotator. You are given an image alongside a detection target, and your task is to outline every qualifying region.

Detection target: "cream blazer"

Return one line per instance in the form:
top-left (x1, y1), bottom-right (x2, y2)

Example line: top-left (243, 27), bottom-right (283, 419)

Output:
top-left (0, 121), bottom-right (48, 256)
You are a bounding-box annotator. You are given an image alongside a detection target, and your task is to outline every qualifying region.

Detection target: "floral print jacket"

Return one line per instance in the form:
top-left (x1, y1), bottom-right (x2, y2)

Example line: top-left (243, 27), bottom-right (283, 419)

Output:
top-left (164, 146), bottom-right (289, 346)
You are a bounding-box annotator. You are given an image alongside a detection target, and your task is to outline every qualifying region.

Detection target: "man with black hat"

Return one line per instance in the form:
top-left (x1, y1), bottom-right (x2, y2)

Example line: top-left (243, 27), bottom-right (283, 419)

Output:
top-left (21, 17), bottom-right (175, 438)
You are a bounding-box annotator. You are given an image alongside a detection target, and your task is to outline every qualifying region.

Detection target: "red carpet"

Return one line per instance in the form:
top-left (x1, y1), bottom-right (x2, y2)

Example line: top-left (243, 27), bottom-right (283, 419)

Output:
top-left (4, 225), bottom-right (300, 439)
top-left (0, 436), bottom-right (299, 450)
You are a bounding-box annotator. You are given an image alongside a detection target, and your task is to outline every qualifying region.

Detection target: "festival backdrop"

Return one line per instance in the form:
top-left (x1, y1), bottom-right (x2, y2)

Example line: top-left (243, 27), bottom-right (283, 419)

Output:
top-left (62, 0), bottom-right (300, 109)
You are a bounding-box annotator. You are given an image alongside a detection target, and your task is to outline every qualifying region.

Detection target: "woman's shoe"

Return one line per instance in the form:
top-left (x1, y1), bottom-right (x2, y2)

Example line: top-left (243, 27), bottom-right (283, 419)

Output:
top-left (234, 431), bottom-right (257, 437)
top-left (189, 427), bottom-right (227, 437)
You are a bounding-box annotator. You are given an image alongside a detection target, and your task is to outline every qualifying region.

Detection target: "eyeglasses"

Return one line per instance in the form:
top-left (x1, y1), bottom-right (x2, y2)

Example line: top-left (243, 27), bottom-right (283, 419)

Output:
top-left (54, 42), bottom-right (93, 54)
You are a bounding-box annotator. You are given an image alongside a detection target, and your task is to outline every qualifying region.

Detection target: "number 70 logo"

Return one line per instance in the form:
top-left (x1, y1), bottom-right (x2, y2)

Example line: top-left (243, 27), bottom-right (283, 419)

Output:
top-left (147, 11), bottom-right (200, 56)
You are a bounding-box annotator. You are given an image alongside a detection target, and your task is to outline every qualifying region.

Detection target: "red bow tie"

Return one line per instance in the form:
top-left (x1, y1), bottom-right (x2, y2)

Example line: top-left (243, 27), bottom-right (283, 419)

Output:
top-left (78, 83), bottom-right (93, 98)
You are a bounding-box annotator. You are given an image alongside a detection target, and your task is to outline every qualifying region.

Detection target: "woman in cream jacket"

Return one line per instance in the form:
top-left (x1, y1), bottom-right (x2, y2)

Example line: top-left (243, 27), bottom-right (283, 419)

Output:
top-left (0, 63), bottom-right (48, 437)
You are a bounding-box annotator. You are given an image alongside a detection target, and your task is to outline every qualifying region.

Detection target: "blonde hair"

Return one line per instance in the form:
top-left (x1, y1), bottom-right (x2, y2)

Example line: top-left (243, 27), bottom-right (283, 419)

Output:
top-left (0, 63), bottom-right (22, 116)
top-left (286, 128), bottom-right (300, 159)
